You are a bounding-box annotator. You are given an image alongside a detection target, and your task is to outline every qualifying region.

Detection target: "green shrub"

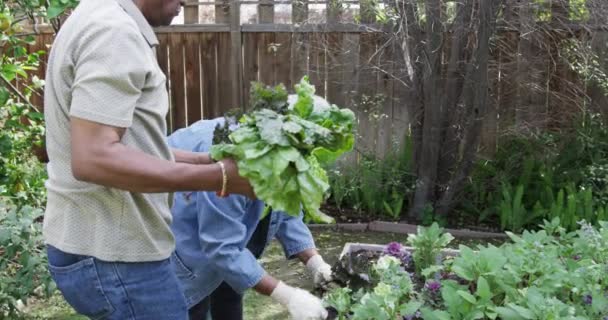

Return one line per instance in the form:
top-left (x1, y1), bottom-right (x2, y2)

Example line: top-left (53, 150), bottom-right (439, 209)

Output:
top-left (0, 201), bottom-right (52, 318)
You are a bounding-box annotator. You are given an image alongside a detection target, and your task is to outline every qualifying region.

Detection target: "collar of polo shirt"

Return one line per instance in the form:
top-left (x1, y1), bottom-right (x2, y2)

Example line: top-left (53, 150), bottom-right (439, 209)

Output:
top-left (115, 0), bottom-right (159, 47)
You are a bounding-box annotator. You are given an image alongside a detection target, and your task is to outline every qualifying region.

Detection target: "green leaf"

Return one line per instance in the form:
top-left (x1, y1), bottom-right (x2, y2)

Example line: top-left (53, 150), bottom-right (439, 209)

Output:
top-left (46, 4), bottom-right (66, 19)
top-left (452, 265), bottom-right (475, 281)
top-left (457, 290), bottom-right (477, 304)
top-left (506, 304), bottom-right (535, 319)
top-left (420, 308), bottom-right (451, 320)
top-left (0, 228), bottom-right (10, 243)
top-left (293, 76), bottom-right (315, 118)
top-left (495, 307), bottom-right (525, 320)
top-left (0, 86), bottom-right (9, 106)
top-left (476, 276), bottom-right (492, 301)
top-left (399, 301), bottom-right (422, 317)
top-left (255, 110), bottom-right (291, 146)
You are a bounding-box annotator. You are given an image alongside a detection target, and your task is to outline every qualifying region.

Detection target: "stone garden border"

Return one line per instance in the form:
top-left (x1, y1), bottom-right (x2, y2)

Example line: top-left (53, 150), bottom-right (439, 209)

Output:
top-left (308, 221), bottom-right (508, 239)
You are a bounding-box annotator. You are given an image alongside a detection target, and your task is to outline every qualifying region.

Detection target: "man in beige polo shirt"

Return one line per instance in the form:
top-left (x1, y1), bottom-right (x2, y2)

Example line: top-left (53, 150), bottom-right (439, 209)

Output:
top-left (43, 0), bottom-right (254, 318)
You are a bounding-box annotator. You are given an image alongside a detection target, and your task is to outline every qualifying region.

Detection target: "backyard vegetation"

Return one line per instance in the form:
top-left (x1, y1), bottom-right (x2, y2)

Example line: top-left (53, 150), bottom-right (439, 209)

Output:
top-left (323, 222), bottom-right (608, 319)
top-left (1, 0), bottom-right (608, 319)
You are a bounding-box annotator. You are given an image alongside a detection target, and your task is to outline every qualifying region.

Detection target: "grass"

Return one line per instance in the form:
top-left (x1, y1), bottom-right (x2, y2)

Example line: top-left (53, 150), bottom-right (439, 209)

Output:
top-left (22, 229), bottom-right (501, 319)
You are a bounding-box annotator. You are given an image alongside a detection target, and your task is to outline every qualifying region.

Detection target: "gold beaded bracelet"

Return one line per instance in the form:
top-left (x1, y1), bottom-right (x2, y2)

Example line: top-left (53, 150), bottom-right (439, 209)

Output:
top-left (217, 160), bottom-right (228, 197)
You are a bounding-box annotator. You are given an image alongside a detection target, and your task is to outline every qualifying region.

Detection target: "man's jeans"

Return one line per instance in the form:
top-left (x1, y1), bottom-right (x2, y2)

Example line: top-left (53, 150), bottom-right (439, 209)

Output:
top-left (47, 245), bottom-right (188, 320)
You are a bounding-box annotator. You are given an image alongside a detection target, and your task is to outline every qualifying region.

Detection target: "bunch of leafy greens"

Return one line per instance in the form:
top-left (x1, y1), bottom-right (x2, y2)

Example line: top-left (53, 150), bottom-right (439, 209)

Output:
top-left (210, 77), bottom-right (355, 223)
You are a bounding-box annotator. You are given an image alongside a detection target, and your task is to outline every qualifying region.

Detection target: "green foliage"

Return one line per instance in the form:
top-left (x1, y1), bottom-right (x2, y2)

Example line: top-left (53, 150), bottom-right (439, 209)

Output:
top-left (326, 94), bottom-right (414, 220)
top-left (46, 0), bottom-right (80, 19)
top-left (581, 162), bottom-right (608, 206)
top-left (326, 250), bottom-right (414, 318)
top-left (407, 222), bottom-right (454, 274)
top-left (569, 0), bottom-right (590, 21)
top-left (324, 287), bottom-right (352, 320)
top-left (327, 132), bottom-right (414, 220)
top-left (0, 201), bottom-right (53, 318)
top-left (0, 2), bottom-right (48, 207)
top-left (562, 39), bottom-right (608, 96)
top-left (211, 77), bottom-right (355, 223)
top-left (323, 220), bottom-right (608, 319)
top-left (533, 0), bottom-right (552, 22)
top-left (463, 111), bottom-right (608, 232)
top-left (0, 1), bottom-right (77, 316)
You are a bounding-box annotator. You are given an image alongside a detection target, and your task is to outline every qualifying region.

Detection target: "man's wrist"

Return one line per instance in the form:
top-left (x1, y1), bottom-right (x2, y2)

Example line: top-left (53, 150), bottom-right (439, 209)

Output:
top-left (197, 153), bottom-right (213, 165)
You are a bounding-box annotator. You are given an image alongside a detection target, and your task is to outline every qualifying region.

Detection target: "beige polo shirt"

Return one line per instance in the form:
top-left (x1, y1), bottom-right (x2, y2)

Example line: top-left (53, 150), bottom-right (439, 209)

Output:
top-left (43, 0), bottom-right (175, 262)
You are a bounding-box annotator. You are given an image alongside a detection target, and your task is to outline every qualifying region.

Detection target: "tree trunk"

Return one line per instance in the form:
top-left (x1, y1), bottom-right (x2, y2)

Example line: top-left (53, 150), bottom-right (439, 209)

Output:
top-left (436, 0), bottom-right (505, 216)
top-left (408, 0), bottom-right (443, 219)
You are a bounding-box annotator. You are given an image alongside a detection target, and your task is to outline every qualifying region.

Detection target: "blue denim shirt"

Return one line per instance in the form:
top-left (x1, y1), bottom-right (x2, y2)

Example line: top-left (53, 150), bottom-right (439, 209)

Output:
top-left (167, 119), bottom-right (316, 308)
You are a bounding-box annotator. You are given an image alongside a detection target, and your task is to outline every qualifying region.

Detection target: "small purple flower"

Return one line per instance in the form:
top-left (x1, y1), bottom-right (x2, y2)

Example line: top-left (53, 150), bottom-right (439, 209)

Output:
top-left (385, 242), bottom-right (403, 257)
top-left (425, 281), bottom-right (442, 293)
top-left (573, 254), bottom-right (582, 261)
top-left (584, 294), bottom-right (593, 305)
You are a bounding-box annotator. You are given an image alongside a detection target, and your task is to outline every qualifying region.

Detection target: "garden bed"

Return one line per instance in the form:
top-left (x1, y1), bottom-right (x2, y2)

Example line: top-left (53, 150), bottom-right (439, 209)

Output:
top-left (321, 221), bottom-right (608, 320)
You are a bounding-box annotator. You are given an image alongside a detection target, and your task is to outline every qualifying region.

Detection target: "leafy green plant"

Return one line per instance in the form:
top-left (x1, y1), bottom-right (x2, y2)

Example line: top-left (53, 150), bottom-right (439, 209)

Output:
top-left (420, 204), bottom-right (447, 227)
top-left (327, 129), bottom-right (414, 220)
top-left (581, 162), bottom-right (608, 207)
top-left (211, 77), bottom-right (355, 223)
top-left (0, 201), bottom-right (53, 317)
top-left (0, 2), bottom-right (77, 316)
top-left (407, 222), bottom-right (454, 274)
top-left (498, 183), bottom-right (543, 233)
top-left (382, 191), bottom-right (405, 220)
top-left (324, 220), bottom-right (608, 319)
top-left (348, 256), bottom-right (420, 320)
top-left (324, 287), bottom-right (352, 320)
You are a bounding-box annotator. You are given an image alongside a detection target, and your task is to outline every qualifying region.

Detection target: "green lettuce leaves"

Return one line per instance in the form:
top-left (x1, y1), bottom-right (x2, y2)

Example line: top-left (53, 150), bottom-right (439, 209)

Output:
top-left (210, 77), bottom-right (355, 223)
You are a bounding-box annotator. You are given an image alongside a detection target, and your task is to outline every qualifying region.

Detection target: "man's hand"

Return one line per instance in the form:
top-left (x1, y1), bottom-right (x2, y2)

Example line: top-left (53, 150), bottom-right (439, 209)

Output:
top-left (306, 255), bottom-right (333, 288)
top-left (270, 281), bottom-right (327, 320)
top-left (221, 158), bottom-right (256, 199)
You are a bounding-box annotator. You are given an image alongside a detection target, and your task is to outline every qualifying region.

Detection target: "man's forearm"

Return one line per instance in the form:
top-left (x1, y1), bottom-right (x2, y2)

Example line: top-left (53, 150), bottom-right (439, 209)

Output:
top-left (253, 274), bottom-right (279, 296)
top-left (172, 149), bottom-right (213, 165)
top-left (73, 141), bottom-right (222, 193)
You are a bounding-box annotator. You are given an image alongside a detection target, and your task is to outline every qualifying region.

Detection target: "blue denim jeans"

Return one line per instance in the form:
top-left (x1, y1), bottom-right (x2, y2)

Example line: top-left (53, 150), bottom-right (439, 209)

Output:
top-left (188, 213), bottom-right (271, 320)
top-left (47, 245), bottom-right (188, 320)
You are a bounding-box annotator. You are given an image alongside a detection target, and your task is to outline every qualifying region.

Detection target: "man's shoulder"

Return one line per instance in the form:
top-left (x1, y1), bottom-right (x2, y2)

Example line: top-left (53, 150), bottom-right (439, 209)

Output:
top-left (62, 0), bottom-right (141, 43)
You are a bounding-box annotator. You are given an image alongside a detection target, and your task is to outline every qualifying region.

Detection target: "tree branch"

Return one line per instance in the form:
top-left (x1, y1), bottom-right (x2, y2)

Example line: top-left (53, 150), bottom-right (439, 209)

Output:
top-left (1, 76), bottom-right (41, 114)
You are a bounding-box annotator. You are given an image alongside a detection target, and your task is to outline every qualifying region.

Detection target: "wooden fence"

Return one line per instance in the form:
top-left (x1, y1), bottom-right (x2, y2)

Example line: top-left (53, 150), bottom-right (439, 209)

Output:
top-left (25, 0), bottom-right (608, 159)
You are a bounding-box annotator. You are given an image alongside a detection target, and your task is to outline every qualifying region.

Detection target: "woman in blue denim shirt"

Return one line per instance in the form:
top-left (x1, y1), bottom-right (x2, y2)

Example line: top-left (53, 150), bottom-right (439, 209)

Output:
top-left (167, 97), bottom-right (334, 320)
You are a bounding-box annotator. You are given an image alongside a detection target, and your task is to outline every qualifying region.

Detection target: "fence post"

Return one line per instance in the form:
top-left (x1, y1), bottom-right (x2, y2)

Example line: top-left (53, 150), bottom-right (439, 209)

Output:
top-left (216, 0), bottom-right (231, 23)
top-left (184, 0), bottom-right (199, 24)
top-left (230, 0), bottom-right (243, 109)
top-left (259, 0), bottom-right (274, 23)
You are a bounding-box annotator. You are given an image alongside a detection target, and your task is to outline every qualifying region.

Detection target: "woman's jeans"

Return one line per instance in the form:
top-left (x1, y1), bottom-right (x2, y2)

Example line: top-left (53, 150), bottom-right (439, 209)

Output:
top-left (46, 245), bottom-right (188, 320)
top-left (188, 281), bottom-right (244, 320)
top-left (188, 213), bottom-right (271, 320)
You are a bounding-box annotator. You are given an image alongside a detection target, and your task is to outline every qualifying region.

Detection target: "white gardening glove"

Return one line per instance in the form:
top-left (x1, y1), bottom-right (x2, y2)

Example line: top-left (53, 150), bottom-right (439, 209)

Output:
top-left (306, 254), bottom-right (333, 288)
top-left (270, 281), bottom-right (328, 320)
